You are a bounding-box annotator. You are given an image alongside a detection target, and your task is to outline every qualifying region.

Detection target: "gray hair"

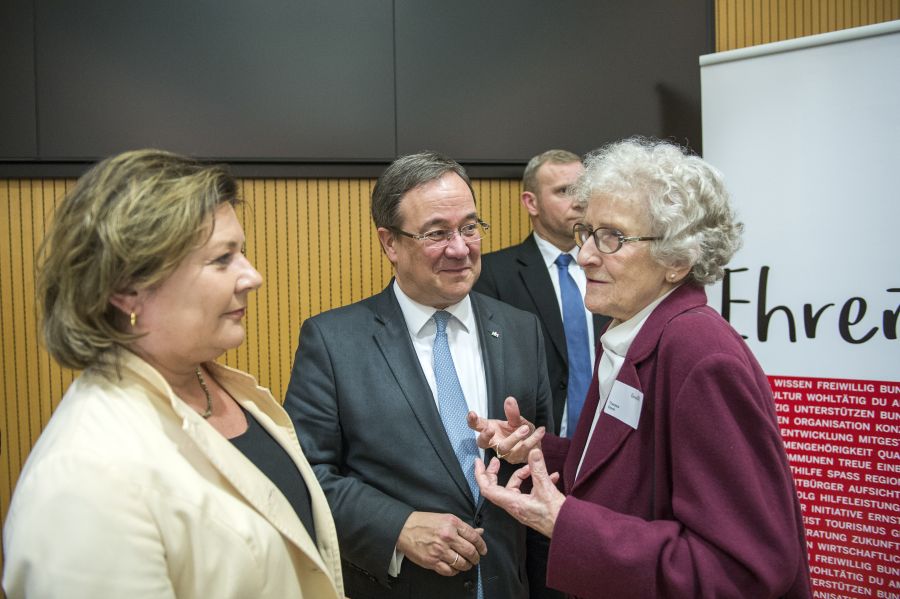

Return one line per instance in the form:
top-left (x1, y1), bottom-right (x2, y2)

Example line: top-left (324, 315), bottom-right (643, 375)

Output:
top-left (522, 149), bottom-right (582, 193)
top-left (572, 137), bottom-right (743, 285)
top-left (371, 151), bottom-right (474, 229)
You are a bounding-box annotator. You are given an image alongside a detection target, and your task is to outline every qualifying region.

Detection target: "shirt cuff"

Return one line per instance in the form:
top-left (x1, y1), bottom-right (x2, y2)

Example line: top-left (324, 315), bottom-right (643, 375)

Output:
top-left (388, 547), bottom-right (405, 577)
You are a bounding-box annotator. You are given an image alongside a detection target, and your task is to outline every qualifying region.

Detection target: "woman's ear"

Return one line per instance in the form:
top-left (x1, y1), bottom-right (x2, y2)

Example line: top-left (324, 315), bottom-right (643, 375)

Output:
top-left (666, 264), bottom-right (692, 284)
top-left (109, 289), bottom-right (140, 320)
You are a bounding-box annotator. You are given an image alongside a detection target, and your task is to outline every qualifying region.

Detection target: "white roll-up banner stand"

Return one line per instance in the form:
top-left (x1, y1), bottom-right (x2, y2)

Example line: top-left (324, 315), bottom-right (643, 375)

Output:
top-left (701, 20), bottom-right (900, 598)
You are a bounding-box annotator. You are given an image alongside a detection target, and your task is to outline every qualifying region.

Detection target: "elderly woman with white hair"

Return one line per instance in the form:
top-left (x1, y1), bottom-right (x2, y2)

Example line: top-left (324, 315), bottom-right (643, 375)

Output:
top-left (469, 137), bottom-right (812, 598)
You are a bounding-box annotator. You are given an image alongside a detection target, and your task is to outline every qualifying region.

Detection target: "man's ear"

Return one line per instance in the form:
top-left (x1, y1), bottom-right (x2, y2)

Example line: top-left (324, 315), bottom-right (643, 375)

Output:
top-left (520, 191), bottom-right (540, 217)
top-left (376, 227), bottom-right (399, 264)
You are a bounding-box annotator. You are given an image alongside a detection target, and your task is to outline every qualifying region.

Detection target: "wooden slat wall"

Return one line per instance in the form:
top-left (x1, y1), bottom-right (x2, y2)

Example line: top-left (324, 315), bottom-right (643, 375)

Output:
top-left (0, 177), bottom-right (530, 539)
top-left (1, 0), bottom-right (898, 586)
top-left (716, 0), bottom-right (899, 51)
top-left (222, 178), bottom-right (530, 384)
top-left (1, 179), bottom-right (80, 539)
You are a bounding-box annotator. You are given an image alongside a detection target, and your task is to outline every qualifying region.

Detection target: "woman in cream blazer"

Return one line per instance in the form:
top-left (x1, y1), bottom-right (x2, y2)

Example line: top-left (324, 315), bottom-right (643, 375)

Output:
top-left (2, 150), bottom-right (344, 598)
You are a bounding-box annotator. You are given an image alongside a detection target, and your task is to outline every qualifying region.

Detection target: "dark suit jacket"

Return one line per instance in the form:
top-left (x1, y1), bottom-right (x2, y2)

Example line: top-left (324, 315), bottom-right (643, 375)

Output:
top-left (541, 284), bottom-right (812, 598)
top-left (284, 283), bottom-right (554, 599)
top-left (474, 234), bottom-right (609, 435)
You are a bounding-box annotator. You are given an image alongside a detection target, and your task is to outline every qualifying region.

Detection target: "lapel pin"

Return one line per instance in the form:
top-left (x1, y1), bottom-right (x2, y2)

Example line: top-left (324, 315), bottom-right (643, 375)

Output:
top-left (491, 330), bottom-right (500, 338)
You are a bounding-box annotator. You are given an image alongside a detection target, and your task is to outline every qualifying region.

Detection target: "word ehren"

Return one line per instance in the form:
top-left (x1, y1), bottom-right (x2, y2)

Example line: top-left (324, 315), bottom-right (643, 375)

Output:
top-left (721, 266), bottom-right (899, 344)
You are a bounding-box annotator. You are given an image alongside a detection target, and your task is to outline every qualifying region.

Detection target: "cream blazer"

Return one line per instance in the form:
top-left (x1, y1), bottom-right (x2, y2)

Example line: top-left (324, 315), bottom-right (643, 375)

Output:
top-left (2, 351), bottom-right (344, 599)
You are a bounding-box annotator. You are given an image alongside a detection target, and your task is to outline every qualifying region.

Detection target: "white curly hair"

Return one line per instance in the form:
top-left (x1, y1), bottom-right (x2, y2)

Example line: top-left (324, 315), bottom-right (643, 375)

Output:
top-left (571, 136), bottom-right (743, 285)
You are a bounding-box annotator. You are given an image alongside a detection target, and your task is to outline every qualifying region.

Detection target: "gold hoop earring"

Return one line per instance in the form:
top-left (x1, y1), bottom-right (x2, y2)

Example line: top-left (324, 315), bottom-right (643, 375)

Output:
top-left (130, 312), bottom-right (137, 328)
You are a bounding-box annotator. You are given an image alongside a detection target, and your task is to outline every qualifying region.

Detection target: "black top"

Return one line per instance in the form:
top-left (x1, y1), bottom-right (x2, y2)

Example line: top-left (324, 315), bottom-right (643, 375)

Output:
top-left (230, 406), bottom-right (317, 546)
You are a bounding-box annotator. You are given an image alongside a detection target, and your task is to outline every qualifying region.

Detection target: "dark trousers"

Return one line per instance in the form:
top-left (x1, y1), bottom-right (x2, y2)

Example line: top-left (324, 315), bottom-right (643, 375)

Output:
top-left (527, 529), bottom-right (566, 599)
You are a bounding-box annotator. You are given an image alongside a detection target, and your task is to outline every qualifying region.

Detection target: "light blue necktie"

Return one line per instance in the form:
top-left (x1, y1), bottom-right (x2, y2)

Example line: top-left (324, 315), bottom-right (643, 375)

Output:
top-left (432, 310), bottom-right (483, 598)
top-left (555, 253), bottom-right (592, 436)
top-left (433, 310), bottom-right (480, 502)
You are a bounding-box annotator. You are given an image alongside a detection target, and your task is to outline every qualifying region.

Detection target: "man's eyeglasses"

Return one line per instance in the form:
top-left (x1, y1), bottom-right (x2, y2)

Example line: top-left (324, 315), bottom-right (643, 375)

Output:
top-left (573, 223), bottom-right (660, 254)
top-left (391, 220), bottom-right (490, 249)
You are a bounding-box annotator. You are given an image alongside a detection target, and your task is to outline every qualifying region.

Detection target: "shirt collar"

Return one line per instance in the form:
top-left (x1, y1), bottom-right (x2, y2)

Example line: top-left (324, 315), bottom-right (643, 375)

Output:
top-left (533, 230), bottom-right (579, 270)
top-left (392, 279), bottom-right (475, 337)
top-left (601, 285), bottom-right (680, 358)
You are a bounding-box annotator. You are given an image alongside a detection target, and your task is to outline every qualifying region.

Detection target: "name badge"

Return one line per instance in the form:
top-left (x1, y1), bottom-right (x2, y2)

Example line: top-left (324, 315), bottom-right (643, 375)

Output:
top-left (603, 381), bottom-right (644, 429)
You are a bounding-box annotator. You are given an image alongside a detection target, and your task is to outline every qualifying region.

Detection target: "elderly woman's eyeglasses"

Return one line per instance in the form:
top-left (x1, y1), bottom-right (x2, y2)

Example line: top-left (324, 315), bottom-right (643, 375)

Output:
top-left (391, 220), bottom-right (490, 249)
top-left (573, 223), bottom-right (660, 254)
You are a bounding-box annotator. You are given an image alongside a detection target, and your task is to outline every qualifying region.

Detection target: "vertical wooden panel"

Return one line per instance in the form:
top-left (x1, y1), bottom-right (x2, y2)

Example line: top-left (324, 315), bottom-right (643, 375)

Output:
top-left (715, 0), bottom-right (899, 50)
top-left (221, 176), bottom-right (528, 400)
top-left (759, 0), bottom-right (770, 43)
top-left (1, 178), bottom-right (77, 583)
top-left (0, 180), bottom-right (17, 528)
top-left (755, 0), bottom-right (764, 45)
top-left (0, 176), bottom-right (532, 498)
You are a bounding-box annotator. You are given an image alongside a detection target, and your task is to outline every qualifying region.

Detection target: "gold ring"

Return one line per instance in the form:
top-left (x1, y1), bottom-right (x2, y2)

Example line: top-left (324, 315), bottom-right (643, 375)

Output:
top-left (494, 442), bottom-right (510, 460)
top-left (451, 552), bottom-right (460, 567)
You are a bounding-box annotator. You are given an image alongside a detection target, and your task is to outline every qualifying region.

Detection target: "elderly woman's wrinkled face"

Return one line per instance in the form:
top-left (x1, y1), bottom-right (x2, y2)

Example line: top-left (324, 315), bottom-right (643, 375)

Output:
top-left (130, 203), bottom-right (263, 369)
top-left (577, 193), bottom-right (672, 324)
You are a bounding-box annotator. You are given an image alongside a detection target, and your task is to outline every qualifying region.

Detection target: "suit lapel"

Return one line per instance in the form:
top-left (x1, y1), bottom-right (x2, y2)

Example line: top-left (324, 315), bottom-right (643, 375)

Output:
top-left (563, 287), bottom-right (706, 493)
top-left (120, 353), bottom-right (341, 595)
top-left (564, 343), bottom-right (640, 493)
top-left (471, 294), bottom-right (506, 513)
top-left (371, 286), bottom-right (476, 503)
top-left (566, 286), bottom-right (708, 487)
top-left (167, 388), bottom-right (327, 569)
top-left (236, 394), bottom-right (342, 577)
top-left (517, 237), bottom-right (568, 363)
top-left (121, 355), bottom-right (320, 558)
top-left (471, 294), bottom-right (506, 425)
top-left (567, 360), bottom-right (640, 493)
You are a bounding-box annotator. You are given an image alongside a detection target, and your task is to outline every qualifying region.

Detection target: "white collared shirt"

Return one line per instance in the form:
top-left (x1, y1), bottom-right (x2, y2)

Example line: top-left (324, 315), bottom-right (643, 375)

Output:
top-left (389, 281), bottom-right (489, 575)
top-left (392, 280), bottom-right (489, 423)
top-left (532, 231), bottom-right (596, 436)
top-left (574, 286), bottom-right (679, 481)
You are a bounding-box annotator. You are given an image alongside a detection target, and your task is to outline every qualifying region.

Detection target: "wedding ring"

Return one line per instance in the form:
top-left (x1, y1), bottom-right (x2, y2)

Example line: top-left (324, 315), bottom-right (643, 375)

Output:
top-left (451, 552), bottom-right (460, 567)
top-left (493, 442), bottom-right (510, 460)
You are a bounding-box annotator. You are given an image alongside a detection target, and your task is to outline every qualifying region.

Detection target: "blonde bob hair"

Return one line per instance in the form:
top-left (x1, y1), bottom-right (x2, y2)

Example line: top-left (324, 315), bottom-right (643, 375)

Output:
top-left (572, 137), bottom-right (743, 285)
top-left (37, 149), bottom-right (239, 370)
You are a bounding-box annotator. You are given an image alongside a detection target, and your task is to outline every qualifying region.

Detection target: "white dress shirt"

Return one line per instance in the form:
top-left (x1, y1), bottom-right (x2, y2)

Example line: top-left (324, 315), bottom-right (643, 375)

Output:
top-left (392, 280), bottom-right (489, 423)
top-left (389, 281), bottom-right (489, 575)
top-left (532, 231), bottom-right (596, 437)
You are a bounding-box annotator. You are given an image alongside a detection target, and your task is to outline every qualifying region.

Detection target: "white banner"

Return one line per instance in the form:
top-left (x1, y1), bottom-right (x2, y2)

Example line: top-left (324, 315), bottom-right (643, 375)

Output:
top-left (701, 22), bottom-right (900, 598)
top-left (701, 21), bottom-right (900, 380)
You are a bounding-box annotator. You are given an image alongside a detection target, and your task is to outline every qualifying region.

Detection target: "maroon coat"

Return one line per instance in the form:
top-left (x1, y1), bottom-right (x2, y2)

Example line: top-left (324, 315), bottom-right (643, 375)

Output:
top-left (541, 284), bottom-right (811, 599)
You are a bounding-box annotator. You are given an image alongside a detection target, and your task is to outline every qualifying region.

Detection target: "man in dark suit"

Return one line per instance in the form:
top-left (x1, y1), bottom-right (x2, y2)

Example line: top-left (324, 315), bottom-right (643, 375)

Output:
top-left (475, 149), bottom-right (609, 436)
top-left (473, 149), bottom-right (609, 598)
top-left (285, 151), bottom-right (553, 599)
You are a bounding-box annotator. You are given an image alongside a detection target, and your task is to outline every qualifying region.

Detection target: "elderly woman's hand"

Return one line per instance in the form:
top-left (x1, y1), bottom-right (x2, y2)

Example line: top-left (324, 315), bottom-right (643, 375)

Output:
top-left (466, 397), bottom-right (545, 464)
top-left (474, 449), bottom-right (564, 538)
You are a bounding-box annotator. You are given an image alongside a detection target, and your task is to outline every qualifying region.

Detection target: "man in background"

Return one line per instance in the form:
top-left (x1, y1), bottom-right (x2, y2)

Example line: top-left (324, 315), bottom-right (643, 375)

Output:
top-left (474, 149), bottom-right (609, 598)
top-left (285, 151), bottom-right (553, 599)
